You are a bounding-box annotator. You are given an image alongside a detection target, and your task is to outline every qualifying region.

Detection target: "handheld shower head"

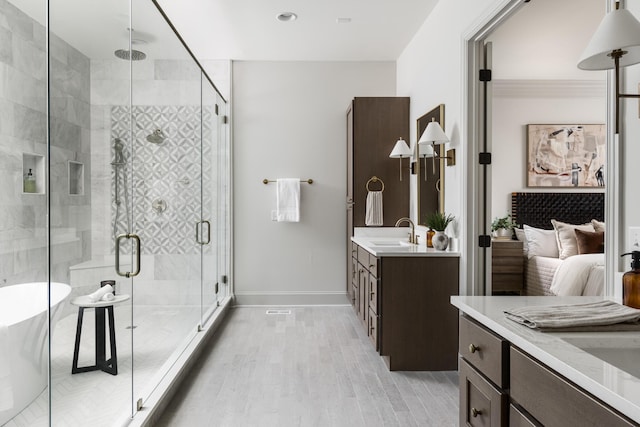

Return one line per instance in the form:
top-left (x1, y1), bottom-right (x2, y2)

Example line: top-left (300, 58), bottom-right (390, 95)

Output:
top-left (112, 138), bottom-right (126, 165)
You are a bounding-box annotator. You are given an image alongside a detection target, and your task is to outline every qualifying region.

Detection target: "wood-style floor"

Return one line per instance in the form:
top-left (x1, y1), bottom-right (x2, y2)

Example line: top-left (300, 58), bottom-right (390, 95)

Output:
top-left (157, 306), bottom-right (459, 426)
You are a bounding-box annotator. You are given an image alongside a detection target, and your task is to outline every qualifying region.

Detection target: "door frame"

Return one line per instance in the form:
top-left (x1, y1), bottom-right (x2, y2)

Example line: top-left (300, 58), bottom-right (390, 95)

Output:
top-left (462, 0), bottom-right (618, 296)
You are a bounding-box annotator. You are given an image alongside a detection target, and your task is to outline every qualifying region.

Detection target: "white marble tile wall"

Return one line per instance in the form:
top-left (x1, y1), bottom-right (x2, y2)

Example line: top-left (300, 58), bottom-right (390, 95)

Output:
top-left (86, 58), bottom-right (227, 305)
top-left (0, 0), bottom-right (90, 289)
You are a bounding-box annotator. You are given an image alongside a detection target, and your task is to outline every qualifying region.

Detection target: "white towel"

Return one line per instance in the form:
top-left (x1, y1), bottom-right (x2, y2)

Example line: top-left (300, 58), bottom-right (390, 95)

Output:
top-left (101, 292), bottom-right (115, 302)
top-left (0, 324), bottom-right (13, 411)
top-left (88, 284), bottom-right (113, 303)
top-left (365, 191), bottom-right (383, 226)
top-left (276, 179), bottom-right (300, 222)
top-left (504, 300), bottom-right (640, 329)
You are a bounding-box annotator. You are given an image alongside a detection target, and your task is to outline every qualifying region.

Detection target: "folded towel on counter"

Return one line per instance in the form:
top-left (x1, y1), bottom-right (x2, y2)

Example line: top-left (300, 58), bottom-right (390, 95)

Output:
top-left (101, 292), bottom-right (115, 302)
top-left (87, 284), bottom-right (113, 303)
top-left (276, 179), bottom-right (300, 222)
top-left (504, 300), bottom-right (640, 330)
top-left (365, 191), bottom-right (383, 226)
top-left (0, 323), bottom-right (13, 411)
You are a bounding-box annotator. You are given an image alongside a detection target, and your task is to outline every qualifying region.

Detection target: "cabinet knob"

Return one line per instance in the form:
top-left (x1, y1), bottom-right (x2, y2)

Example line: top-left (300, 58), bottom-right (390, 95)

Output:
top-left (471, 408), bottom-right (482, 418)
top-left (469, 343), bottom-right (480, 354)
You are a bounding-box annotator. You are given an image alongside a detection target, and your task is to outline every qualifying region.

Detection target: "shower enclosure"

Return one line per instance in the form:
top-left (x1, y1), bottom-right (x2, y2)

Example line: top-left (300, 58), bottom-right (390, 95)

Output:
top-left (0, 0), bottom-right (230, 425)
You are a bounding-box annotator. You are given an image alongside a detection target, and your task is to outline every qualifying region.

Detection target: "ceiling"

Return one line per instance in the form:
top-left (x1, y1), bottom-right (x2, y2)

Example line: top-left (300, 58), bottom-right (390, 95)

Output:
top-left (156, 0), bottom-right (440, 61)
top-left (11, 0), bottom-right (439, 62)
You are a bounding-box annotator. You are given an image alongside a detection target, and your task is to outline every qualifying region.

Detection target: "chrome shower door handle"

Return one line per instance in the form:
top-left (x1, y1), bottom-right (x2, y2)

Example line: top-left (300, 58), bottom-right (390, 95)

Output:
top-left (115, 233), bottom-right (141, 277)
top-left (195, 220), bottom-right (211, 245)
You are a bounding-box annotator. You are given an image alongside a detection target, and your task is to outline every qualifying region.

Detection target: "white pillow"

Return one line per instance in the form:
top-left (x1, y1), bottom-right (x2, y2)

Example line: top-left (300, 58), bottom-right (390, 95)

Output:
top-left (514, 228), bottom-right (529, 257)
top-left (551, 219), bottom-right (595, 260)
top-left (591, 219), bottom-right (605, 232)
top-left (523, 225), bottom-right (559, 259)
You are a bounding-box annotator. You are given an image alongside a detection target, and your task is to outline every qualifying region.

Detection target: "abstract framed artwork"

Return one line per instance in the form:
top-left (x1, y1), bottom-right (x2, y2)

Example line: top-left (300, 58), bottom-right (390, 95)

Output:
top-left (526, 124), bottom-right (606, 188)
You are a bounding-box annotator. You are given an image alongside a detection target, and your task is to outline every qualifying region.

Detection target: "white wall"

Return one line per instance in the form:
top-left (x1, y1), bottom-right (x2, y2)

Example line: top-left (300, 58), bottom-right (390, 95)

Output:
top-left (397, 0), bottom-right (508, 250)
top-left (233, 61), bottom-right (396, 305)
top-left (486, 0), bottom-right (606, 217)
top-left (487, 0), bottom-right (605, 80)
top-left (491, 81), bottom-right (606, 216)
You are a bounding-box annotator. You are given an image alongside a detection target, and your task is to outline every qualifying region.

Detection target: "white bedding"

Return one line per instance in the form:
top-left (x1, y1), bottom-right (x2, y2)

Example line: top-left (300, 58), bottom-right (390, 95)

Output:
top-left (549, 253), bottom-right (605, 296)
top-left (525, 256), bottom-right (562, 296)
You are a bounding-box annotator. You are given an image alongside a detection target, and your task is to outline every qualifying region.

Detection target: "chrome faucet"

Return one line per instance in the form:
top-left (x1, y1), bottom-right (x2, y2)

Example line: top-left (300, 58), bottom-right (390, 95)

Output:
top-left (395, 217), bottom-right (415, 244)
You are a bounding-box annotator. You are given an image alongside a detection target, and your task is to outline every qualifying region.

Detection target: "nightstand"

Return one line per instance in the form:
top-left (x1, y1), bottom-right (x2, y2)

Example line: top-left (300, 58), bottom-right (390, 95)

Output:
top-left (491, 239), bottom-right (524, 295)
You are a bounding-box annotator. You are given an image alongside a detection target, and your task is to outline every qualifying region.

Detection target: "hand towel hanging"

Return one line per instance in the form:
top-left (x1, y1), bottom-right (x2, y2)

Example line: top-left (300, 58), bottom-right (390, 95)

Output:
top-left (277, 178), bottom-right (300, 222)
top-left (365, 191), bottom-right (383, 226)
top-left (365, 176), bottom-right (384, 226)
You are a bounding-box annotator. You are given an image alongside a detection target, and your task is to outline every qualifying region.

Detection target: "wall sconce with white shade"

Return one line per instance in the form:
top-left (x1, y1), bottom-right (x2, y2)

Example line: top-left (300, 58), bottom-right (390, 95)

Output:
top-left (577, 2), bottom-right (640, 133)
top-left (417, 118), bottom-right (456, 181)
top-left (418, 141), bottom-right (434, 181)
top-left (389, 137), bottom-right (412, 181)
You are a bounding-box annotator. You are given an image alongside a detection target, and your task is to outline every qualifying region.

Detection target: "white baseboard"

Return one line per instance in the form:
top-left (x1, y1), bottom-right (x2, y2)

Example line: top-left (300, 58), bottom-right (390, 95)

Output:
top-left (234, 291), bottom-right (350, 306)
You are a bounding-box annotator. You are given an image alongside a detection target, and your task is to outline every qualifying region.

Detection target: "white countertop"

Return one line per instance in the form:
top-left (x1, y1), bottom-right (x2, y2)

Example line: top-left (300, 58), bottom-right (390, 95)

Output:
top-left (351, 234), bottom-right (460, 257)
top-left (451, 296), bottom-right (640, 423)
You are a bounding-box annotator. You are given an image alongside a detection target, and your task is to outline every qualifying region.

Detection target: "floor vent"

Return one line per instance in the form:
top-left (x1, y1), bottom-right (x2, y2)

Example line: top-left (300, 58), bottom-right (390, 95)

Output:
top-left (266, 309), bottom-right (291, 315)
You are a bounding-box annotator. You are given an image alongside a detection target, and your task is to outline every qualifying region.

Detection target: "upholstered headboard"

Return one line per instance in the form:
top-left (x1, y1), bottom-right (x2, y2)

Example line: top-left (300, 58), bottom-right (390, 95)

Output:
top-left (511, 192), bottom-right (604, 230)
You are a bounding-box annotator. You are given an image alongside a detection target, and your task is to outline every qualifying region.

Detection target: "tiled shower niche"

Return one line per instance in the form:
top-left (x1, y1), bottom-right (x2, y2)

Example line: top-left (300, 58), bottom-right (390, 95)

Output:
top-left (111, 105), bottom-right (214, 255)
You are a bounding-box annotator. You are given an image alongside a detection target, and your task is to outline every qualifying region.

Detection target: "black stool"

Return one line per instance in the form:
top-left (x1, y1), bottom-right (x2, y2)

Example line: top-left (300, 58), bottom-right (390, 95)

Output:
top-left (72, 304), bottom-right (118, 375)
top-left (70, 291), bottom-right (129, 376)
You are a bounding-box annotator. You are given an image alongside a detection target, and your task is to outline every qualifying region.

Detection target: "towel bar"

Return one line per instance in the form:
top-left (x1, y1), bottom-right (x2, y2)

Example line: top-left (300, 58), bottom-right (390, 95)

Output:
top-left (263, 179), bottom-right (313, 184)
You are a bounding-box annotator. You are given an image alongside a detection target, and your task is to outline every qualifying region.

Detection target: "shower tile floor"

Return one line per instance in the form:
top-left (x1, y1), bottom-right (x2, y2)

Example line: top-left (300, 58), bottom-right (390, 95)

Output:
top-left (5, 304), bottom-right (202, 427)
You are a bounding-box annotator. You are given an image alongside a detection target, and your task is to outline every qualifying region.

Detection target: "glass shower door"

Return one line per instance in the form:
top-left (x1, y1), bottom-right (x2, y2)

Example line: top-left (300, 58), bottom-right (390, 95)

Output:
top-left (200, 76), bottom-right (224, 321)
top-left (128, 0), bottom-right (203, 415)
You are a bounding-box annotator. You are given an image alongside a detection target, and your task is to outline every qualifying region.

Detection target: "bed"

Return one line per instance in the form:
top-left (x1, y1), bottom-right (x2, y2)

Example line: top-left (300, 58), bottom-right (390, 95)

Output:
top-left (510, 192), bottom-right (605, 296)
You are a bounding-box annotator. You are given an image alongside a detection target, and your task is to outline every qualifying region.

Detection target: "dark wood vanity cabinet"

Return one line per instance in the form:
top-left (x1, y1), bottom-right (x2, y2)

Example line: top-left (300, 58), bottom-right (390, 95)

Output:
top-left (458, 316), bottom-right (509, 426)
top-left (458, 315), bottom-right (638, 427)
top-left (351, 242), bottom-right (459, 370)
top-left (346, 97), bottom-right (409, 296)
top-left (346, 97), bottom-right (410, 230)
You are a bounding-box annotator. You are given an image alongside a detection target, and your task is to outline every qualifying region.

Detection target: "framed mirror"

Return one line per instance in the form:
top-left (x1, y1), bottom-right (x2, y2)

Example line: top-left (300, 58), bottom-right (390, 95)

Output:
top-left (416, 104), bottom-right (445, 225)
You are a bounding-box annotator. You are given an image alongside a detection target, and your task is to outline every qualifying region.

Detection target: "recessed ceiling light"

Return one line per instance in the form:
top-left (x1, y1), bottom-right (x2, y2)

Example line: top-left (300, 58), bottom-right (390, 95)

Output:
top-left (276, 12), bottom-right (298, 22)
top-left (336, 17), bottom-right (352, 24)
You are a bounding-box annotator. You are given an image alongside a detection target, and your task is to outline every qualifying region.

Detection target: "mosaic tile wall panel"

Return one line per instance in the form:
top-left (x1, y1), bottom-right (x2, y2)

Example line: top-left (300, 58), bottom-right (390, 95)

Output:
top-left (111, 105), bottom-right (214, 255)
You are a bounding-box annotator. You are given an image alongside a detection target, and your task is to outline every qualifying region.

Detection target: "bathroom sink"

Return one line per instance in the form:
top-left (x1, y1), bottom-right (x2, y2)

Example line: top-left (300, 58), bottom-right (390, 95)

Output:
top-left (560, 334), bottom-right (640, 378)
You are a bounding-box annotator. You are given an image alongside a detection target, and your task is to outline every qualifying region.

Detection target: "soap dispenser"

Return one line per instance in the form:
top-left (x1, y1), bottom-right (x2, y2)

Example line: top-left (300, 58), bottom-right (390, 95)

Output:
top-left (23, 168), bottom-right (36, 193)
top-left (622, 251), bottom-right (640, 309)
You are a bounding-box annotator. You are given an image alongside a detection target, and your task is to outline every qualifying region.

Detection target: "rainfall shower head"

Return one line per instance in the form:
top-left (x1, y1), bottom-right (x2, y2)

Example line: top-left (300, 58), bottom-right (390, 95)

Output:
top-left (146, 129), bottom-right (166, 145)
top-left (114, 49), bottom-right (147, 61)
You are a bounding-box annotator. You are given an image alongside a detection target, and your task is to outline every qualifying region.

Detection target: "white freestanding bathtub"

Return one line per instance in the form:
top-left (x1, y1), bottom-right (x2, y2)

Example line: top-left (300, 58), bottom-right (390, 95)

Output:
top-left (0, 282), bottom-right (71, 425)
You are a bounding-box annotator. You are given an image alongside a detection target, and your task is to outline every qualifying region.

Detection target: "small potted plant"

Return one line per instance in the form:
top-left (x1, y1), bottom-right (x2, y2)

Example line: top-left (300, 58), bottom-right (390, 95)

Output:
top-left (424, 211), bottom-right (455, 250)
top-left (491, 214), bottom-right (515, 239)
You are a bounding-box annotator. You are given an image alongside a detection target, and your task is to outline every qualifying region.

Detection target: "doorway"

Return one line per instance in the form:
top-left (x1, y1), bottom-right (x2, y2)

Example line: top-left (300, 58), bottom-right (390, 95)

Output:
top-left (464, 0), bottom-right (610, 296)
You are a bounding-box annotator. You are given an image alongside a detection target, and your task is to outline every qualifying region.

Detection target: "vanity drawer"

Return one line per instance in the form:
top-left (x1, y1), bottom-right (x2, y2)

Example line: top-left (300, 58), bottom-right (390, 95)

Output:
top-left (368, 274), bottom-right (378, 314)
top-left (368, 307), bottom-right (378, 350)
top-left (509, 404), bottom-right (537, 427)
top-left (358, 246), bottom-right (370, 267)
top-left (368, 253), bottom-right (378, 278)
top-left (351, 242), bottom-right (358, 258)
top-left (459, 315), bottom-right (509, 389)
top-left (459, 358), bottom-right (507, 427)
top-left (510, 346), bottom-right (636, 427)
